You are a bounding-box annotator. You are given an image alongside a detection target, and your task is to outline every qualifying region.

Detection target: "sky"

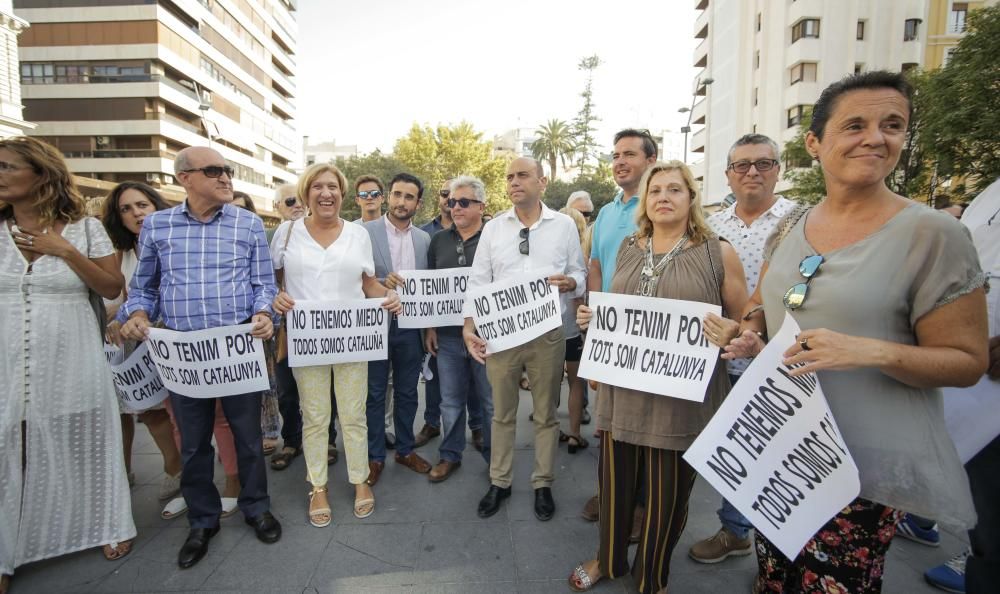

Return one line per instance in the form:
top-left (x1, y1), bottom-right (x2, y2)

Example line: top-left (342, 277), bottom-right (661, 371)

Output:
top-left (296, 0), bottom-right (698, 156)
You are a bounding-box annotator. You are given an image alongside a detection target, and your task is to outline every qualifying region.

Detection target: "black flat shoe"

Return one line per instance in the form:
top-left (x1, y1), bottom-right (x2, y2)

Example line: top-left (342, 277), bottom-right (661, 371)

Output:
top-left (567, 435), bottom-right (589, 454)
top-left (177, 525), bottom-right (220, 569)
top-left (477, 484), bottom-right (511, 518)
top-left (534, 487), bottom-right (555, 521)
top-left (245, 511), bottom-right (282, 544)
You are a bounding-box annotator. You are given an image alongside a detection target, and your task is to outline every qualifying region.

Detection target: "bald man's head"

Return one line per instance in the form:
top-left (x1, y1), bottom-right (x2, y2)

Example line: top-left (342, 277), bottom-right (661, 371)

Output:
top-left (174, 146), bottom-right (233, 206)
top-left (505, 157), bottom-right (547, 207)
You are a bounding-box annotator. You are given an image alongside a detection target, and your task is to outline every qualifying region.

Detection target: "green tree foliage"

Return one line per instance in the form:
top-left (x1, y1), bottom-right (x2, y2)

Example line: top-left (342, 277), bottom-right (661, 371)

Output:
top-left (573, 55), bottom-right (601, 169)
top-left (781, 109), bottom-right (826, 205)
top-left (918, 4), bottom-right (1000, 198)
top-left (531, 119), bottom-right (576, 180)
top-left (332, 150), bottom-right (410, 221)
top-left (393, 122), bottom-right (512, 222)
top-left (542, 164), bottom-right (618, 214)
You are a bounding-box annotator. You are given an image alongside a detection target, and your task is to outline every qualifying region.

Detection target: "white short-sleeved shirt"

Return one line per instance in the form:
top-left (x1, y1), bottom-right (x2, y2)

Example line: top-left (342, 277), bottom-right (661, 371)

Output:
top-left (270, 218), bottom-right (375, 301)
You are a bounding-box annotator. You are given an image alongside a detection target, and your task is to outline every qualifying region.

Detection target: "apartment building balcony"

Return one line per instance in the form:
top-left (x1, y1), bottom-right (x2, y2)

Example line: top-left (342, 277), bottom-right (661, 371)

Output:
top-left (694, 38), bottom-right (708, 69)
top-left (695, 0), bottom-right (708, 10)
top-left (691, 127), bottom-right (706, 153)
top-left (694, 8), bottom-right (709, 39)
top-left (691, 97), bottom-right (707, 125)
top-left (788, 0), bottom-right (824, 25)
top-left (785, 38), bottom-right (821, 69)
top-left (784, 80), bottom-right (820, 112)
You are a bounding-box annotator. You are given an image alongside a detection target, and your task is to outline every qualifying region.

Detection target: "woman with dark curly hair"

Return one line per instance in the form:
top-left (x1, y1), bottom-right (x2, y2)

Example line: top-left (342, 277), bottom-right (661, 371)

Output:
top-left (0, 137), bottom-right (135, 592)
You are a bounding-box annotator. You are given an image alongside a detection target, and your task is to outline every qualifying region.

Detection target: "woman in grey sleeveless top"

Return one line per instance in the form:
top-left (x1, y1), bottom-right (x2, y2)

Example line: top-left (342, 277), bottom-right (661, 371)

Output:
top-left (569, 161), bottom-right (749, 594)
top-left (727, 72), bottom-right (989, 593)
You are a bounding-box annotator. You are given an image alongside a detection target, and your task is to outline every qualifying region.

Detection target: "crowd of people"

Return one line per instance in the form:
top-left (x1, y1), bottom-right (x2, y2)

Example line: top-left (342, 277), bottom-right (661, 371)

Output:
top-left (0, 70), bottom-right (996, 594)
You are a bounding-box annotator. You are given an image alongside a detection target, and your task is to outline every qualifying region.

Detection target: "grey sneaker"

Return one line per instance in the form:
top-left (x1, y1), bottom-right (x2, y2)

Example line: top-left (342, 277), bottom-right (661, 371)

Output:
top-left (688, 527), bottom-right (753, 564)
top-left (158, 472), bottom-right (182, 501)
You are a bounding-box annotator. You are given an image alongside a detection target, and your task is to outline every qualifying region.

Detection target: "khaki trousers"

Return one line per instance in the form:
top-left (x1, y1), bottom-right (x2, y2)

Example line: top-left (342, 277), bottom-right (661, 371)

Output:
top-left (292, 362), bottom-right (368, 486)
top-left (485, 327), bottom-right (565, 489)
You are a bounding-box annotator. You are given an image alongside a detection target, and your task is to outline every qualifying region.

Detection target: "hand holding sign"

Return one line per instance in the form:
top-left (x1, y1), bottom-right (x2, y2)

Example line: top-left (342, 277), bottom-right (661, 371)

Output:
top-left (703, 312), bottom-right (740, 348)
top-left (121, 311), bottom-right (152, 342)
top-left (466, 272), bottom-right (562, 354)
top-left (723, 330), bottom-right (766, 360)
top-left (576, 304), bottom-right (592, 331)
top-left (548, 273), bottom-right (576, 294)
top-left (273, 290), bottom-right (295, 315)
top-left (250, 313), bottom-right (273, 340)
top-left (684, 313), bottom-right (860, 560)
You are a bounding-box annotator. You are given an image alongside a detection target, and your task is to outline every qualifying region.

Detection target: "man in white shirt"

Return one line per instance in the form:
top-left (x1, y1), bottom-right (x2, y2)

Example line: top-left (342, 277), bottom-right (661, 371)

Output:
top-left (689, 133), bottom-right (796, 564)
top-left (463, 157), bottom-right (586, 521)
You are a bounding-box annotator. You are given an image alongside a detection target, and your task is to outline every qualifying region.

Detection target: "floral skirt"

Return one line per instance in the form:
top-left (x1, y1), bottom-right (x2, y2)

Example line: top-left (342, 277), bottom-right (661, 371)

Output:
top-left (754, 498), bottom-right (902, 594)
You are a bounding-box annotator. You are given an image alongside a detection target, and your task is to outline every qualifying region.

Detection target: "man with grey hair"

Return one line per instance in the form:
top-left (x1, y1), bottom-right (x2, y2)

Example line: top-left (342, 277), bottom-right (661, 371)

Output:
top-left (565, 190), bottom-right (594, 222)
top-left (423, 175), bottom-right (493, 481)
top-left (689, 132), bottom-right (795, 564)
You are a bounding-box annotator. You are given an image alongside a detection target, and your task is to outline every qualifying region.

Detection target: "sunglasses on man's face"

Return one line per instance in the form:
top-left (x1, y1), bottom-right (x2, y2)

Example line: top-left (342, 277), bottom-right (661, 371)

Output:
top-left (357, 190), bottom-right (383, 200)
top-left (282, 197), bottom-right (299, 208)
top-left (182, 165), bottom-right (234, 179)
top-left (578, 210), bottom-right (593, 220)
top-left (446, 198), bottom-right (481, 209)
top-left (783, 254), bottom-right (824, 310)
top-left (518, 227), bottom-right (530, 256)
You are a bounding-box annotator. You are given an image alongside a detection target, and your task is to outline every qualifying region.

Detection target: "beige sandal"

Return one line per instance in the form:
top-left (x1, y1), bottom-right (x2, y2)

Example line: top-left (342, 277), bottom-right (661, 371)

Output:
top-left (567, 562), bottom-right (602, 592)
top-left (309, 487), bottom-right (331, 528)
top-left (353, 495), bottom-right (375, 519)
top-left (102, 539), bottom-right (133, 561)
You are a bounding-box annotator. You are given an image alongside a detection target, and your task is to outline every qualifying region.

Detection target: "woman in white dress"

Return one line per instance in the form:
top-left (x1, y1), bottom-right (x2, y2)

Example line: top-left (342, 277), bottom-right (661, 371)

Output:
top-left (0, 137), bottom-right (136, 593)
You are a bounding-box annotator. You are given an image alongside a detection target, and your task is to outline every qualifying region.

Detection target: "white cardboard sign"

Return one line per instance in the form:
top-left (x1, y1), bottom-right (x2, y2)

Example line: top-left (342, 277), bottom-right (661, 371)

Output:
top-left (145, 324), bottom-right (269, 397)
top-left (108, 342), bottom-right (170, 412)
top-left (578, 292), bottom-right (721, 402)
top-left (466, 272), bottom-right (562, 354)
top-left (684, 313), bottom-right (860, 560)
top-left (285, 299), bottom-right (389, 366)
top-left (397, 267), bottom-right (469, 329)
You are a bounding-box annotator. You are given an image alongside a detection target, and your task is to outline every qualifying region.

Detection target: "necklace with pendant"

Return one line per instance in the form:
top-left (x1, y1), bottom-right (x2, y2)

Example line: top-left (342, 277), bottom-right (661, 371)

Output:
top-left (638, 234), bottom-right (688, 297)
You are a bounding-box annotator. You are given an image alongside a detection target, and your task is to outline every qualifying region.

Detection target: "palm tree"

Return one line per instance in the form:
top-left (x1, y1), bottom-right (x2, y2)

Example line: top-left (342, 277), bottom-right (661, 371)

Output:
top-left (531, 119), bottom-right (576, 180)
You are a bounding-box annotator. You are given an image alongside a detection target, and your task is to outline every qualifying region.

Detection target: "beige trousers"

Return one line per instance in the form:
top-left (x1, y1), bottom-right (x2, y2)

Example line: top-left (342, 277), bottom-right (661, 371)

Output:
top-left (292, 362), bottom-right (368, 486)
top-left (485, 327), bottom-right (565, 489)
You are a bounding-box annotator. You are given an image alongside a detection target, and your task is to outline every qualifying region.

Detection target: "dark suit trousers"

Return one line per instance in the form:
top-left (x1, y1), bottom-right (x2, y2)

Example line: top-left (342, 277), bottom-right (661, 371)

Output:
top-left (170, 391), bottom-right (270, 529)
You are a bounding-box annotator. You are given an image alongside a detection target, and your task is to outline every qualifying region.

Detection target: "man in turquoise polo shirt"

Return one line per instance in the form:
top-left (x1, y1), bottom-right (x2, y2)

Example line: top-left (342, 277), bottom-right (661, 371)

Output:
top-left (580, 129), bottom-right (657, 533)
top-left (588, 129), bottom-right (658, 293)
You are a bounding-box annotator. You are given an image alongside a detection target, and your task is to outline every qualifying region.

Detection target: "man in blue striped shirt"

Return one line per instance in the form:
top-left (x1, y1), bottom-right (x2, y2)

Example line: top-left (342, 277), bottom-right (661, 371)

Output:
top-left (120, 146), bottom-right (280, 569)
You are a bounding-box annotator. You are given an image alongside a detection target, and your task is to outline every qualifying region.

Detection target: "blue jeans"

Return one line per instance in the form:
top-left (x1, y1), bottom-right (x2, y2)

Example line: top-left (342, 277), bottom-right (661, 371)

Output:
top-left (367, 319), bottom-right (423, 461)
top-left (717, 373), bottom-right (754, 539)
top-left (424, 354), bottom-right (484, 431)
top-left (436, 333), bottom-right (493, 464)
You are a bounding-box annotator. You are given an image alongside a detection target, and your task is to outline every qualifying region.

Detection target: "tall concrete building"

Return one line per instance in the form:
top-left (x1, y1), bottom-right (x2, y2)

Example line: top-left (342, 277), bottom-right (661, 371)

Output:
top-left (13, 0), bottom-right (299, 213)
top-left (691, 0), bottom-right (932, 204)
top-left (0, 0), bottom-right (31, 137)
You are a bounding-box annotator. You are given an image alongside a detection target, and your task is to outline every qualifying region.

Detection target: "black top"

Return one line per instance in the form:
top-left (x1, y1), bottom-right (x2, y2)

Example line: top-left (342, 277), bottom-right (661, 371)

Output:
top-left (427, 224), bottom-right (482, 337)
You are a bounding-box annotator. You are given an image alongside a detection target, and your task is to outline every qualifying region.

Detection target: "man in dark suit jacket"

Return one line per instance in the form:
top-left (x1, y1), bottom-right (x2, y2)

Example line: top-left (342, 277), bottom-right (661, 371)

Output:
top-left (362, 173), bottom-right (432, 486)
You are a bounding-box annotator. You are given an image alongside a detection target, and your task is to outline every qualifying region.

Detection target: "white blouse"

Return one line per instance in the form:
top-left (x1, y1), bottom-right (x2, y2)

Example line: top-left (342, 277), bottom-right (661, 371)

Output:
top-left (270, 218), bottom-right (374, 301)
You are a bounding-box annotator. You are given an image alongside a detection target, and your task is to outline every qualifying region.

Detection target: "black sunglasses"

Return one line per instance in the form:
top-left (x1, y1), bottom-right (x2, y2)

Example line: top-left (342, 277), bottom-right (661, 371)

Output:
top-left (283, 197), bottom-right (298, 207)
top-left (446, 198), bottom-right (481, 209)
top-left (182, 165), bottom-right (234, 179)
top-left (357, 190), bottom-right (382, 200)
top-left (783, 254), bottom-right (824, 310)
top-left (727, 159), bottom-right (779, 174)
top-left (518, 227), bottom-right (529, 256)
top-left (456, 242), bottom-right (466, 266)
top-left (578, 210), bottom-right (593, 219)
top-left (439, 189), bottom-right (450, 198)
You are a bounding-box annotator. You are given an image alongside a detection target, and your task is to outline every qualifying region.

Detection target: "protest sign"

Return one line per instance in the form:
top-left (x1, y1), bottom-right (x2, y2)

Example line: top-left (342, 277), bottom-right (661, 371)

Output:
top-left (285, 299), bottom-right (389, 366)
top-left (397, 267), bottom-right (469, 329)
top-left (684, 313), bottom-right (860, 560)
top-left (467, 272), bottom-right (562, 354)
top-left (108, 342), bottom-right (170, 412)
top-left (145, 324), bottom-right (269, 397)
top-left (578, 292), bottom-right (721, 402)
top-left (104, 342), bottom-right (125, 366)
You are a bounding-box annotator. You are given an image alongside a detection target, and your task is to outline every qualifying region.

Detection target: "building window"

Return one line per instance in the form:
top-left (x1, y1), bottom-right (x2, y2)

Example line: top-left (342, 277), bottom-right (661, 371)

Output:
top-left (752, 87), bottom-right (758, 106)
top-left (787, 105), bottom-right (807, 128)
top-left (944, 48), bottom-right (957, 65)
top-left (854, 63), bottom-right (864, 74)
top-left (756, 13), bottom-right (761, 32)
top-left (789, 62), bottom-right (817, 85)
top-left (901, 62), bottom-right (919, 73)
top-left (857, 20), bottom-right (865, 40)
top-left (792, 18), bottom-right (820, 43)
top-left (904, 18), bottom-right (921, 41)
top-left (949, 3), bottom-right (968, 33)
top-left (754, 50), bottom-right (760, 70)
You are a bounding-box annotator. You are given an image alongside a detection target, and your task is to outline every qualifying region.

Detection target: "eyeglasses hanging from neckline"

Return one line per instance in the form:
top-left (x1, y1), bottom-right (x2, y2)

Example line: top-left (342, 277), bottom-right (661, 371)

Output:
top-left (783, 254), bottom-right (824, 310)
top-left (518, 227), bottom-right (529, 255)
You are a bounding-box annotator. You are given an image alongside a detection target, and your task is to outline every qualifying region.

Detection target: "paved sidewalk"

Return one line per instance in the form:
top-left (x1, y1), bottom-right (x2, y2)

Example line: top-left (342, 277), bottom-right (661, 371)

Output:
top-left (11, 382), bottom-right (967, 593)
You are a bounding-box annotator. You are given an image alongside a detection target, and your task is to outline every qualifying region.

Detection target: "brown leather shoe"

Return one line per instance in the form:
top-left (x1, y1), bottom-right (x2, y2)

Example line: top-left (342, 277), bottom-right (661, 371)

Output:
top-left (394, 451), bottom-right (432, 474)
top-left (366, 460), bottom-right (385, 486)
top-left (428, 460), bottom-right (461, 482)
top-left (413, 424), bottom-right (441, 448)
top-left (471, 429), bottom-right (484, 452)
top-left (581, 494), bottom-right (599, 522)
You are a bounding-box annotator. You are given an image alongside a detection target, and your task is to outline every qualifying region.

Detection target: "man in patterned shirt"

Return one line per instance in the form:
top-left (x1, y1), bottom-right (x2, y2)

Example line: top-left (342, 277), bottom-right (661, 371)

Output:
top-left (689, 133), bottom-right (796, 564)
top-left (120, 146), bottom-right (281, 569)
